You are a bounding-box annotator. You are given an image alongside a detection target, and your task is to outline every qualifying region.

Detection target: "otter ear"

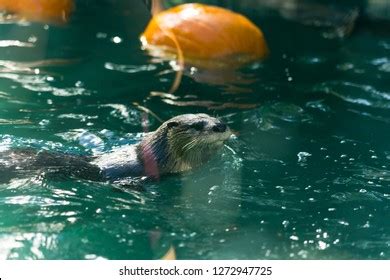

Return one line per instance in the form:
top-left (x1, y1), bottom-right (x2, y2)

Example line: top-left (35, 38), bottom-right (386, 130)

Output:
top-left (167, 121), bottom-right (179, 129)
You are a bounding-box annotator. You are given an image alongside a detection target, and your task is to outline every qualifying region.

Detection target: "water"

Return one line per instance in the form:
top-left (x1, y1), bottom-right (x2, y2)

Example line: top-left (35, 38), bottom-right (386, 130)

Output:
top-left (0, 0), bottom-right (389, 259)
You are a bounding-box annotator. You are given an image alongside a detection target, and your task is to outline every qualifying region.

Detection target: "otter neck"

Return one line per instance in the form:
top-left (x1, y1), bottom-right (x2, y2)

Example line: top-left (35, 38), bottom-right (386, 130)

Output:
top-left (136, 128), bottom-right (219, 178)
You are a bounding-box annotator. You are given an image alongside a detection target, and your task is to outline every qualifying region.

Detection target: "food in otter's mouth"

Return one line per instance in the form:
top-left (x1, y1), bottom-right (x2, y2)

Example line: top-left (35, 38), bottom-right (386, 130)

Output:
top-left (140, 3), bottom-right (269, 69)
top-left (0, 114), bottom-right (231, 183)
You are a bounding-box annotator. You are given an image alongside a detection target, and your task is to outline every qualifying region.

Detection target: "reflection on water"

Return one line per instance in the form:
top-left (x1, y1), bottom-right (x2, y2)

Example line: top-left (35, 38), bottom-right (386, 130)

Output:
top-left (0, 0), bottom-right (390, 259)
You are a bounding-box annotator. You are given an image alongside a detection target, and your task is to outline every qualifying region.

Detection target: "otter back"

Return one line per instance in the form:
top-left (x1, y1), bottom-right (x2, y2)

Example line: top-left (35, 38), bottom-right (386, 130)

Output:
top-left (0, 148), bottom-right (102, 182)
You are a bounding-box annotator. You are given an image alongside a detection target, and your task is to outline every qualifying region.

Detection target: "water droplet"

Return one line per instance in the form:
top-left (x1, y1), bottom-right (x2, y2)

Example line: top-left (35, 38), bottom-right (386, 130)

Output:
top-left (67, 217), bottom-right (77, 223)
top-left (39, 119), bottom-right (50, 126)
top-left (338, 220), bottom-right (349, 226)
top-left (297, 152), bottom-right (312, 163)
top-left (75, 81), bottom-right (84, 88)
top-left (28, 36), bottom-right (37, 43)
top-left (290, 235), bottom-right (299, 241)
top-left (111, 36), bottom-right (122, 44)
top-left (318, 241), bottom-right (328, 250)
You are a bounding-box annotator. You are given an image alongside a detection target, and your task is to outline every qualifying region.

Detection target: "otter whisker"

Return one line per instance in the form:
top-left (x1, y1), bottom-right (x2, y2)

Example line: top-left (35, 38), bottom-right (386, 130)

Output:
top-left (182, 140), bottom-right (198, 154)
top-left (182, 139), bottom-right (195, 150)
top-left (183, 138), bottom-right (199, 150)
top-left (224, 144), bottom-right (237, 155)
top-left (186, 139), bottom-right (202, 152)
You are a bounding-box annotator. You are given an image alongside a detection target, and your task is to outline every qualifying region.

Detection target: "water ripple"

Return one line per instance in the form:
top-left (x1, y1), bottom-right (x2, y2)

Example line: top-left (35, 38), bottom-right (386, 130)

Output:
top-left (317, 81), bottom-right (390, 108)
top-left (0, 73), bottom-right (92, 96)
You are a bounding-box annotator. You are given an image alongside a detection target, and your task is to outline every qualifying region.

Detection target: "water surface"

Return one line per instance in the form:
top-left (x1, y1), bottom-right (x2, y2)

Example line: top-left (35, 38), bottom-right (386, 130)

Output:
top-left (0, 0), bottom-right (389, 259)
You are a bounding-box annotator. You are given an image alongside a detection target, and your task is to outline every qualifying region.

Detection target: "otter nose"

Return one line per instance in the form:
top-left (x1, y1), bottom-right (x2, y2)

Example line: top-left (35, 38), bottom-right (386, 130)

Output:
top-left (212, 122), bottom-right (227, 133)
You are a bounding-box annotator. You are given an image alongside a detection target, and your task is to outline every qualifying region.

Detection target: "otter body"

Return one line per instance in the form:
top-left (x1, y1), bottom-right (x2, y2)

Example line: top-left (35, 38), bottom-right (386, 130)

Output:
top-left (0, 114), bottom-right (231, 183)
top-left (92, 145), bottom-right (144, 180)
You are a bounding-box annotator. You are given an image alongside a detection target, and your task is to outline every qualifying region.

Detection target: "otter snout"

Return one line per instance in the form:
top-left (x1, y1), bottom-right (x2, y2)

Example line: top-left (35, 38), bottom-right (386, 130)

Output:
top-left (212, 122), bottom-right (227, 133)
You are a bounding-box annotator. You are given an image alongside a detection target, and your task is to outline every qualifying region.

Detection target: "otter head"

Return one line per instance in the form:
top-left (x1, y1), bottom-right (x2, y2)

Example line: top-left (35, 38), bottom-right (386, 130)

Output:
top-left (138, 113), bottom-right (231, 177)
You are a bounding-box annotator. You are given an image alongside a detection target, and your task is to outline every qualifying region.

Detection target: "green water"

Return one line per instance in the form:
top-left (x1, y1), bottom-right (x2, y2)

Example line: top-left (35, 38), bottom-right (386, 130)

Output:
top-left (0, 0), bottom-right (389, 259)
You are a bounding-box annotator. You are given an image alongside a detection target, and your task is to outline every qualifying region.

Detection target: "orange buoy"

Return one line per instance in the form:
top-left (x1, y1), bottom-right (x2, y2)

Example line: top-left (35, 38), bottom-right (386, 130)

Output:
top-left (140, 3), bottom-right (268, 68)
top-left (0, 0), bottom-right (74, 23)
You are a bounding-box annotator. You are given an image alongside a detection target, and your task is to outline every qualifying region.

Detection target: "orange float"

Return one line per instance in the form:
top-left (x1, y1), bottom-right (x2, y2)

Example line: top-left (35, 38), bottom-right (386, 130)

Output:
top-left (140, 3), bottom-right (269, 69)
top-left (0, 0), bottom-right (74, 23)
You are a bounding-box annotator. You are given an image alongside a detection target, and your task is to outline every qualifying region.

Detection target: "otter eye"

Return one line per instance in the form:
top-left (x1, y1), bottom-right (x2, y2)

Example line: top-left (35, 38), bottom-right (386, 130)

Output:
top-left (190, 121), bottom-right (205, 131)
top-left (167, 121), bottom-right (179, 129)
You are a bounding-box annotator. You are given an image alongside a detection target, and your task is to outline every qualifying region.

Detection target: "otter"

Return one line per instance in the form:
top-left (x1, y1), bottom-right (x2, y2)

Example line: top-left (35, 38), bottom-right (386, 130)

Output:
top-left (0, 114), bottom-right (231, 183)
